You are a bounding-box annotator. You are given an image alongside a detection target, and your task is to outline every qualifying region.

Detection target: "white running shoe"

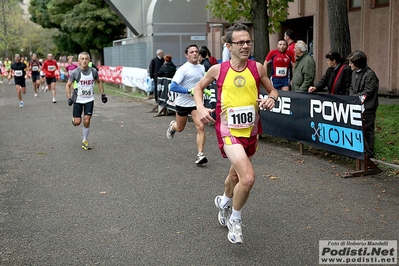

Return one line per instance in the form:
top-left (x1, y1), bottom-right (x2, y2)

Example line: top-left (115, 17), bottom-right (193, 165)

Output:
top-left (34, 93), bottom-right (38, 97)
top-left (166, 120), bottom-right (175, 140)
top-left (19, 101), bottom-right (24, 108)
top-left (8, 81), bottom-right (11, 85)
top-left (0, 80), bottom-right (3, 84)
top-left (195, 152), bottom-right (208, 164)
top-left (227, 219), bottom-right (244, 244)
top-left (214, 195), bottom-right (231, 226)
top-left (52, 98), bottom-right (57, 103)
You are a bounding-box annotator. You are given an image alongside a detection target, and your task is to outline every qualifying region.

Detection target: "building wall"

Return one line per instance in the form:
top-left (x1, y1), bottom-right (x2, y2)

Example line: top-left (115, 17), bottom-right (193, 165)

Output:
top-left (284, 0), bottom-right (397, 95)
top-left (105, 0), bottom-right (208, 68)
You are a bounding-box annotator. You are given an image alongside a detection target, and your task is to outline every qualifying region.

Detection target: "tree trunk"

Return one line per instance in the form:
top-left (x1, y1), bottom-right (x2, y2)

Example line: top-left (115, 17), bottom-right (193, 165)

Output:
top-left (252, 0), bottom-right (269, 63)
top-left (327, 0), bottom-right (351, 58)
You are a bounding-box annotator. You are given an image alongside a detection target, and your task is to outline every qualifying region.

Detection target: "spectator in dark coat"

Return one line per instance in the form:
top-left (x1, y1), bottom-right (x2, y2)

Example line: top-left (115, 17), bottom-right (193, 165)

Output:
top-left (148, 49), bottom-right (164, 100)
top-left (308, 51), bottom-right (352, 95)
top-left (157, 54), bottom-right (176, 78)
top-left (198, 47), bottom-right (212, 72)
top-left (200, 46), bottom-right (218, 65)
top-left (347, 50), bottom-right (379, 159)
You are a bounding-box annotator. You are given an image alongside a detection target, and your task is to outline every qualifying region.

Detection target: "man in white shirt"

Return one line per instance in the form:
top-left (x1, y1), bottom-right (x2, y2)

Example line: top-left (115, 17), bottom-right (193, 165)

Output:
top-left (221, 35), bottom-right (230, 62)
top-left (166, 44), bottom-right (211, 165)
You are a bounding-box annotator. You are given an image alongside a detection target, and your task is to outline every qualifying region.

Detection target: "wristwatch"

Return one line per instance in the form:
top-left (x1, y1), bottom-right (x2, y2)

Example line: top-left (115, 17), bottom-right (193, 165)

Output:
top-left (269, 95), bottom-right (277, 102)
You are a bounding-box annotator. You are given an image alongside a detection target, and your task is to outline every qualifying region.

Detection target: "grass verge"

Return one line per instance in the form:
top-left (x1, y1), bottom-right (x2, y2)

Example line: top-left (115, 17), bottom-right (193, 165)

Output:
top-left (375, 104), bottom-right (399, 165)
top-left (97, 83), bottom-right (149, 102)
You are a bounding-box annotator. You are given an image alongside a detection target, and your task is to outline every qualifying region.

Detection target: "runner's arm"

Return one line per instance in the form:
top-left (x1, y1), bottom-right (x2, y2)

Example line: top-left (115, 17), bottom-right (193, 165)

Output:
top-left (256, 62), bottom-right (278, 111)
top-left (193, 65), bottom-right (219, 124)
top-left (170, 81), bottom-right (190, 94)
top-left (96, 79), bottom-right (104, 95)
top-left (65, 79), bottom-right (73, 99)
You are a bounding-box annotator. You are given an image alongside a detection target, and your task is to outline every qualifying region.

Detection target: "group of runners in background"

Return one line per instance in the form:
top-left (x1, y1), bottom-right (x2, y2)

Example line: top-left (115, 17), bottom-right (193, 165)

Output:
top-left (1, 53), bottom-right (65, 107)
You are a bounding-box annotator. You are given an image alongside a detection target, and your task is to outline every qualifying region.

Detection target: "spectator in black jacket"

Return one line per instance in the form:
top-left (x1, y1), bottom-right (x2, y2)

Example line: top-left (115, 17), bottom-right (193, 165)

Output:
top-left (157, 54), bottom-right (176, 78)
top-left (198, 47), bottom-right (212, 72)
top-left (308, 51), bottom-right (351, 95)
top-left (148, 49), bottom-right (164, 100)
top-left (347, 50), bottom-right (379, 159)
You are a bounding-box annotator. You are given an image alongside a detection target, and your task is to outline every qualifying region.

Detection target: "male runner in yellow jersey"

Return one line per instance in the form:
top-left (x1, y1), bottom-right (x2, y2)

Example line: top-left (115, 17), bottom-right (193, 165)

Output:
top-left (194, 23), bottom-right (278, 244)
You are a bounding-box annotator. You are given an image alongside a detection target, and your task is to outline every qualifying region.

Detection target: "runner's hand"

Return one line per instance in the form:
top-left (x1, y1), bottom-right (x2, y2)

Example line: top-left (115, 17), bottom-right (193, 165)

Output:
top-left (101, 93), bottom-right (108, 103)
top-left (68, 98), bottom-right (73, 106)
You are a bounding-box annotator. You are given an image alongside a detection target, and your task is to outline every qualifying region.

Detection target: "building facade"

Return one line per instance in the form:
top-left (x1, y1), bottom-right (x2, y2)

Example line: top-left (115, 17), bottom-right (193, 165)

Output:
top-left (104, 0), bottom-right (208, 68)
top-left (271, 0), bottom-right (397, 95)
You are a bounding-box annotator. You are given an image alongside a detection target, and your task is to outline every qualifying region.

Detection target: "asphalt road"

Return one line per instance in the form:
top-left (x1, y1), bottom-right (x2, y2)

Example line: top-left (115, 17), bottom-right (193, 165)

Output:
top-left (0, 79), bottom-right (398, 265)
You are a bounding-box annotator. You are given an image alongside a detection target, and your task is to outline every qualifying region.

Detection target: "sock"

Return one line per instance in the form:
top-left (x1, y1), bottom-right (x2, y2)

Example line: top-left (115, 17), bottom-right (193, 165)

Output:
top-left (220, 193), bottom-right (232, 208)
top-left (83, 126), bottom-right (90, 142)
top-left (230, 208), bottom-right (242, 222)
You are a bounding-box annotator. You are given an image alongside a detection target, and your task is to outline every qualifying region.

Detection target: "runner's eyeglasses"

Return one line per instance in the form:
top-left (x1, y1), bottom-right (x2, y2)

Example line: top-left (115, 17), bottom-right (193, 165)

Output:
top-left (230, 40), bottom-right (253, 46)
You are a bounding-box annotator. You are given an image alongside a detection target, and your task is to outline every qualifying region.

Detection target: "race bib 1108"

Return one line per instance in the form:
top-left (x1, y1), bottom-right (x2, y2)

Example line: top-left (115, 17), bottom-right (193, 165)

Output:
top-left (227, 105), bottom-right (255, 129)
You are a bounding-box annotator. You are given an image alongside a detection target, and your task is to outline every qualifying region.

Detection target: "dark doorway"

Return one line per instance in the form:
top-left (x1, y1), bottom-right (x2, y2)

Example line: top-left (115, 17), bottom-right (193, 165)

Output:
top-left (281, 16), bottom-right (314, 55)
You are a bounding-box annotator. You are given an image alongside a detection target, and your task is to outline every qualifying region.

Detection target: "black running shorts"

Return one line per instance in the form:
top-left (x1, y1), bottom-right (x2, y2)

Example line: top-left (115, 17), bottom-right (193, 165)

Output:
top-left (73, 101), bottom-right (94, 117)
top-left (46, 77), bottom-right (56, 85)
top-left (14, 78), bottom-right (26, 87)
top-left (32, 74), bottom-right (40, 83)
top-left (176, 105), bottom-right (196, 117)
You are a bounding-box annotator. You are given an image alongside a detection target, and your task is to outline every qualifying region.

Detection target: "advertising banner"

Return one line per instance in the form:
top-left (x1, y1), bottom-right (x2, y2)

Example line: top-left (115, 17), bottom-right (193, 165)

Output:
top-left (157, 77), bottom-right (215, 113)
top-left (102, 68), bottom-right (365, 160)
top-left (121, 67), bottom-right (147, 91)
top-left (98, 66), bottom-right (123, 84)
top-left (259, 90), bottom-right (364, 159)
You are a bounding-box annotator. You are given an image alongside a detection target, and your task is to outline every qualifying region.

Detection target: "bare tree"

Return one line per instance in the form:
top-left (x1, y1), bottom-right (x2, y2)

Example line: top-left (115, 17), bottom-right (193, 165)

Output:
top-left (207, 0), bottom-right (293, 62)
top-left (327, 0), bottom-right (351, 58)
top-left (251, 0), bottom-right (269, 62)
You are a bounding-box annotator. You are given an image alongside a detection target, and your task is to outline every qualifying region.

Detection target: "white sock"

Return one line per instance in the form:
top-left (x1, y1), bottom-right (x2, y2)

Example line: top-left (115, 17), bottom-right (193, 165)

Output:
top-left (83, 126), bottom-right (90, 141)
top-left (230, 208), bottom-right (242, 222)
top-left (220, 193), bottom-right (232, 208)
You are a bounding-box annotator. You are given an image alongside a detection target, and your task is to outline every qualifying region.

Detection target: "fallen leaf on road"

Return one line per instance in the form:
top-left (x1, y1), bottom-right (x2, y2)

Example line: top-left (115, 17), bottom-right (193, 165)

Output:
top-left (100, 191), bottom-right (107, 194)
top-left (270, 176), bottom-right (278, 180)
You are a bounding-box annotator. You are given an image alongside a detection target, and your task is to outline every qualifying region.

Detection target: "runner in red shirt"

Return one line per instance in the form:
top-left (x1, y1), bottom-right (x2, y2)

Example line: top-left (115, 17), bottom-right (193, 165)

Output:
top-left (42, 53), bottom-right (59, 103)
top-left (284, 29), bottom-right (296, 52)
top-left (263, 39), bottom-right (296, 91)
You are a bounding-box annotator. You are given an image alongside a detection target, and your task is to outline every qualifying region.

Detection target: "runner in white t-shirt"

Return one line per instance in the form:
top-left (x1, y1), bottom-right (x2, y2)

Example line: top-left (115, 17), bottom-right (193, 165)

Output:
top-left (65, 52), bottom-right (107, 150)
top-left (165, 44), bottom-right (211, 164)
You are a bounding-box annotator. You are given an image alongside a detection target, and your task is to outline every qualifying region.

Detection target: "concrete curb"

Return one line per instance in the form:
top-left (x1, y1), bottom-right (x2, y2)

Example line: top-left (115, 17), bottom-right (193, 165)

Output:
top-left (371, 158), bottom-right (399, 170)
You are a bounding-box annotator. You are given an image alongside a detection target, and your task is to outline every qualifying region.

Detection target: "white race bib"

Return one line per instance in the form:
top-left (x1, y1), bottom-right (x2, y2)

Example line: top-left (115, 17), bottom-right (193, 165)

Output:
top-left (15, 70), bottom-right (23, 77)
top-left (79, 89), bottom-right (92, 98)
top-left (276, 67), bottom-right (287, 77)
top-left (48, 65), bottom-right (56, 71)
top-left (227, 105), bottom-right (255, 129)
top-left (32, 66), bottom-right (39, 71)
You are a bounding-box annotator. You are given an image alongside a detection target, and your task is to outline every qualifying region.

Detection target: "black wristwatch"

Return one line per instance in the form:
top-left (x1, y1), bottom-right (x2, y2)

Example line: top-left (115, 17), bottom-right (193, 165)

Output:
top-left (269, 95), bottom-right (277, 102)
